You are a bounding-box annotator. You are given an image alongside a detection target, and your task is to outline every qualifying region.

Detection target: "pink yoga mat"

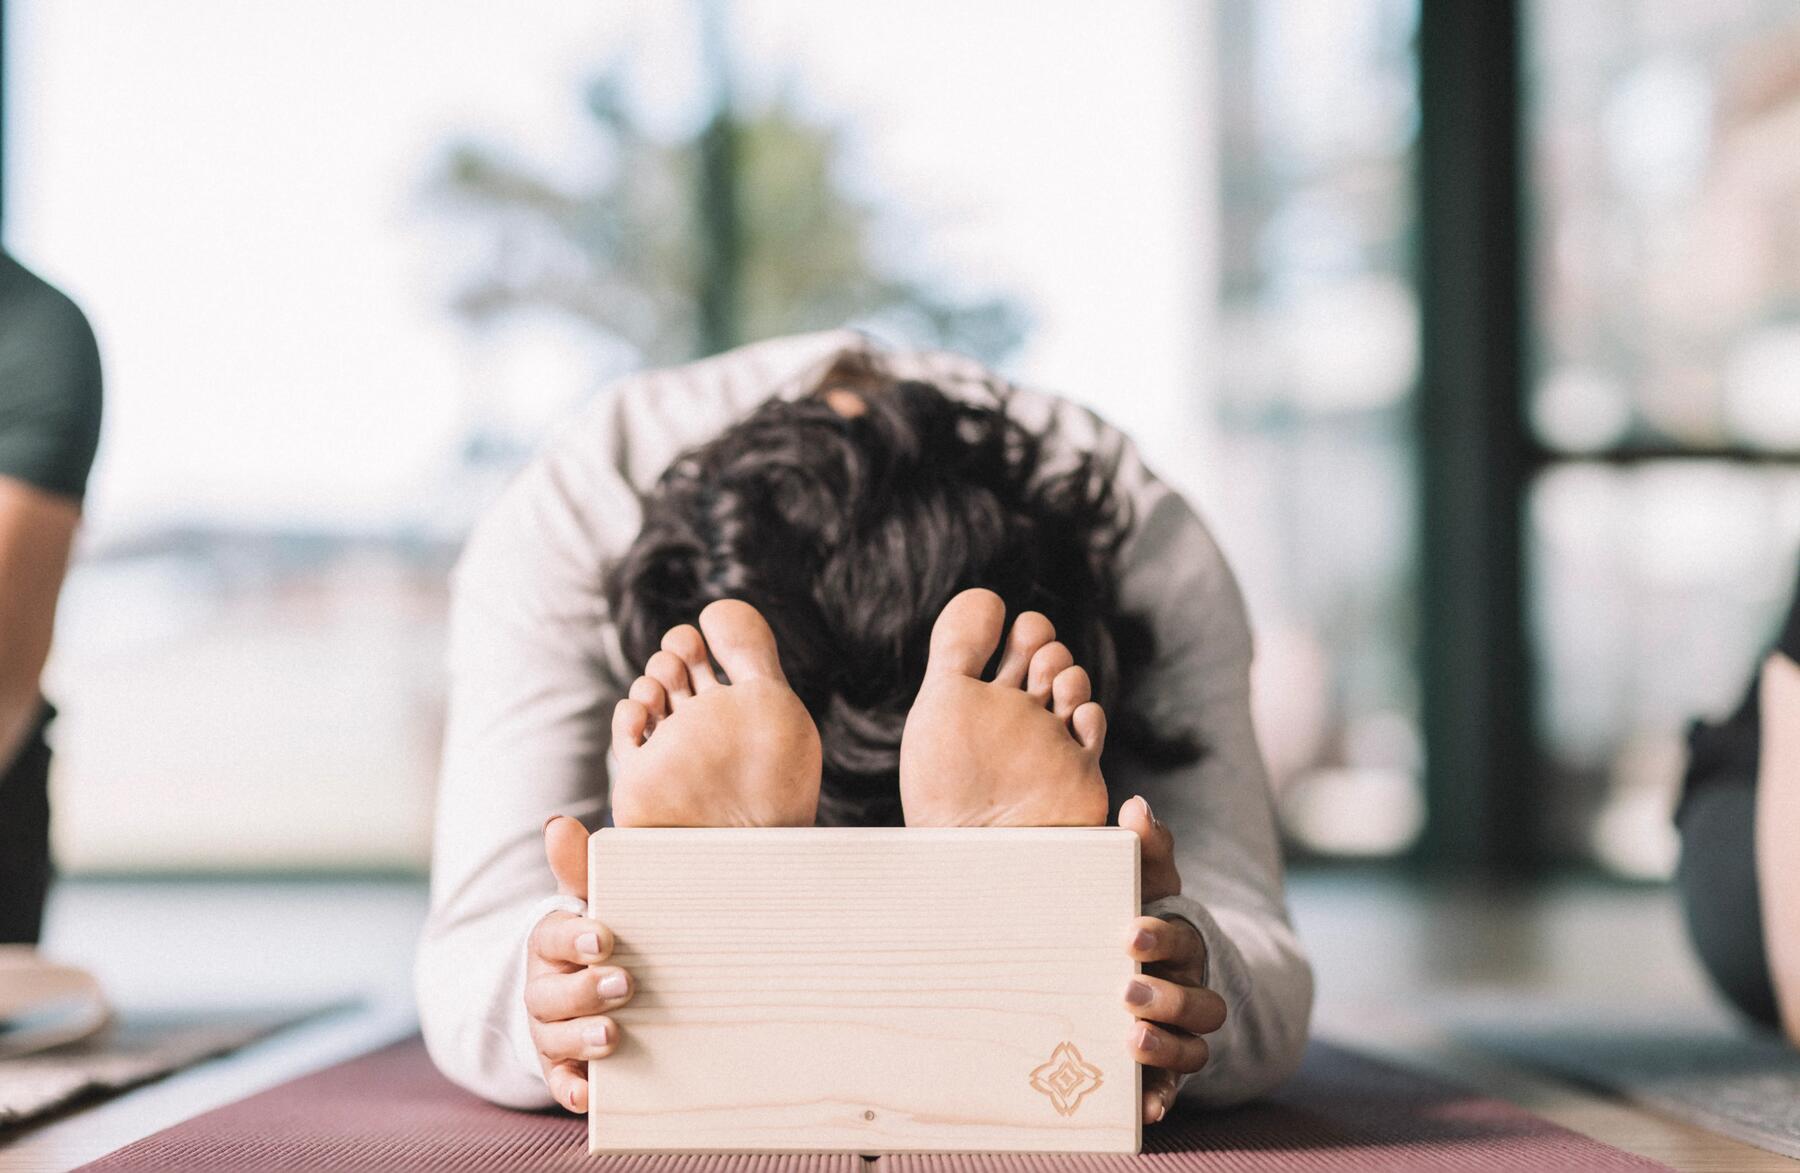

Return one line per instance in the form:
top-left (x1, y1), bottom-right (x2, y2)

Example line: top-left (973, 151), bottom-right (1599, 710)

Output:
top-left (78, 1036), bottom-right (1668, 1172)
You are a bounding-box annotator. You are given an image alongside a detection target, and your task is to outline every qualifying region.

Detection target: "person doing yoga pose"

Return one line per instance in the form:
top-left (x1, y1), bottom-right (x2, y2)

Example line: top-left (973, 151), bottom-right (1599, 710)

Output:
top-left (416, 331), bottom-right (1313, 1125)
top-left (1677, 557), bottom-right (1800, 1042)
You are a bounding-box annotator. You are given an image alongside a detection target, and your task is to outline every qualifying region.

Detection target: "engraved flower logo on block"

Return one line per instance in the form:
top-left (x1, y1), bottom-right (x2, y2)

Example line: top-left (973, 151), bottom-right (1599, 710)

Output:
top-left (1028, 1041), bottom-right (1104, 1116)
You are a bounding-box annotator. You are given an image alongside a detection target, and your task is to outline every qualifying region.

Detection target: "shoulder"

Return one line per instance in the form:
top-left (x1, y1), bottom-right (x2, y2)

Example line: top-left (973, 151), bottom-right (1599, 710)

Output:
top-left (0, 256), bottom-right (104, 499)
top-left (890, 347), bottom-right (1251, 673)
top-left (452, 330), bottom-right (867, 642)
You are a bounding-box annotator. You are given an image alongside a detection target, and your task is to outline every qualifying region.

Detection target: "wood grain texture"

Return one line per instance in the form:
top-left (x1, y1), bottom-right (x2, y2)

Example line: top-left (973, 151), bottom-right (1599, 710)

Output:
top-left (587, 827), bottom-right (1140, 1154)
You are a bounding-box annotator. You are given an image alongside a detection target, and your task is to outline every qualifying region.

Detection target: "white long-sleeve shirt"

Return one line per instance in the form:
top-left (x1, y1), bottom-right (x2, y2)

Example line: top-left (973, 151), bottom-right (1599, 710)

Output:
top-left (415, 329), bottom-right (1313, 1111)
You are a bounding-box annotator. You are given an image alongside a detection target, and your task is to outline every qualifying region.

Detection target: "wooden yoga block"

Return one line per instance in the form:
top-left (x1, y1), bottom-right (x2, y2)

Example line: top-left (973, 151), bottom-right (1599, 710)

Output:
top-left (588, 826), bottom-right (1141, 1155)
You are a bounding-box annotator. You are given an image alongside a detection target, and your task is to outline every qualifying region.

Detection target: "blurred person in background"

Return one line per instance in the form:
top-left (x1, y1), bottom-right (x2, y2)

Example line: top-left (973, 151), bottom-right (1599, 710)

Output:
top-left (0, 250), bottom-right (102, 947)
top-left (417, 330), bottom-right (1313, 1124)
top-left (1677, 555), bottom-right (1800, 1043)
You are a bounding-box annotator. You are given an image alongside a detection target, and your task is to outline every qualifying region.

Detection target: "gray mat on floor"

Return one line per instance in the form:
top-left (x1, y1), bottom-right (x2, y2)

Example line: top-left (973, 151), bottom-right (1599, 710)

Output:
top-left (1462, 1021), bottom-right (1800, 1161)
top-left (0, 1007), bottom-right (323, 1127)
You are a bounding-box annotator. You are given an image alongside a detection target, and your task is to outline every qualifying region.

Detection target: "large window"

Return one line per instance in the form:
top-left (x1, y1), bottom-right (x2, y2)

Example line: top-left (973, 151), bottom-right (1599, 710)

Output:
top-left (23, 1), bottom-right (1776, 879)
top-left (1214, 0), bottom-right (1423, 858)
top-left (1528, 0), bottom-right (1800, 875)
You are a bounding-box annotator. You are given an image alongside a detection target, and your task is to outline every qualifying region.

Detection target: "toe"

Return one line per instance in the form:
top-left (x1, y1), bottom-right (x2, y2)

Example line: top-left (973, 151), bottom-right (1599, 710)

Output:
top-left (925, 588), bottom-right (1006, 680)
top-left (1026, 641), bottom-right (1074, 706)
top-left (993, 611), bottom-right (1055, 689)
top-left (646, 650), bottom-right (692, 702)
top-left (662, 624), bottom-right (719, 691)
top-left (697, 600), bottom-right (788, 684)
top-left (611, 698), bottom-right (649, 756)
top-left (1072, 701), bottom-right (1107, 754)
top-left (1051, 665), bottom-right (1091, 722)
top-left (628, 675), bottom-right (668, 725)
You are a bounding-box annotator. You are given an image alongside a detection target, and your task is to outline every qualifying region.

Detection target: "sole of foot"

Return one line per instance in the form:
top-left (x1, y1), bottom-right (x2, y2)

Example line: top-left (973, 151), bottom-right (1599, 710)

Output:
top-left (610, 599), bottom-right (822, 828)
top-left (898, 588), bottom-right (1109, 827)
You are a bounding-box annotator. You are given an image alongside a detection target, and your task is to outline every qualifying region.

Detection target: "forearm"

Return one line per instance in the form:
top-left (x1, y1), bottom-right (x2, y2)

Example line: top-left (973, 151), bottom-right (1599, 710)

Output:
top-left (1756, 653), bottom-right (1800, 1045)
top-left (0, 688), bottom-right (44, 773)
top-left (416, 894), bottom-right (575, 1108)
top-left (0, 478), bottom-right (79, 770)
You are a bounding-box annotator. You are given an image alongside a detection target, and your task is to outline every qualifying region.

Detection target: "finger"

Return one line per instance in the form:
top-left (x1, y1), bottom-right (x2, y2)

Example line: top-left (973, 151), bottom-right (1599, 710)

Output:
top-left (543, 816), bottom-right (589, 901)
top-left (525, 965), bottom-right (634, 1022)
top-left (1131, 1020), bottom-right (1210, 1076)
top-left (1120, 795), bottom-right (1181, 902)
top-left (628, 674), bottom-right (668, 724)
top-left (993, 611), bottom-right (1055, 689)
top-left (645, 649), bottom-right (693, 702)
top-left (1127, 915), bottom-right (1207, 973)
top-left (1142, 1068), bottom-right (1179, 1124)
top-left (1072, 702), bottom-right (1106, 754)
top-left (611, 699), bottom-right (649, 762)
top-left (1124, 974), bottom-right (1228, 1035)
top-left (1051, 665), bottom-right (1090, 722)
top-left (528, 911), bottom-right (614, 972)
top-left (543, 1059), bottom-right (587, 1114)
top-left (531, 1013), bottom-right (620, 1062)
top-left (1026, 641), bottom-right (1074, 706)
top-left (661, 624), bottom-right (719, 691)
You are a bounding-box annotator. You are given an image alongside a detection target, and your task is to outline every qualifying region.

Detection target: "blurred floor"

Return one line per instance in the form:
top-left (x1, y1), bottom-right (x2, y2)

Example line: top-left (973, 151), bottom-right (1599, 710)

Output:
top-left (24, 869), bottom-right (1783, 1171)
top-left (39, 868), bottom-right (1728, 1029)
top-left (39, 877), bottom-right (428, 1013)
top-left (1289, 868), bottom-right (1733, 1032)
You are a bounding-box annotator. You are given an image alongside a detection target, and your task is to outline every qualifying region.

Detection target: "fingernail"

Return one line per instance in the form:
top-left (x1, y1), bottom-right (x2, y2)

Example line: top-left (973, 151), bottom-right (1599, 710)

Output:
top-left (567, 1086), bottom-right (581, 1111)
top-left (1154, 1097), bottom-right (1168, 1123)
top-left (1142, 797), bottom-right (1161, 828)
top-left (597, 970), bottom-right (628, 999)
top-left (1125, 979), bottom-right (1153, 1006)
top-left (583, 1022), bottom-right (613, 1049)
top-left (1137, 1023), bottom-right (1160, 1054)
top-left (575, 932), bottom-right (601, 958)
top-left (1132, 927), bottom-right (1156, 952)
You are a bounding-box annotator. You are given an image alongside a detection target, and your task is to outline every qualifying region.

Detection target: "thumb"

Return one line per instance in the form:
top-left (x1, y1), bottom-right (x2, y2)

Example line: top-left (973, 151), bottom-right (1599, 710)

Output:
top-left (1121, 795), bottom-right (1181, 904)
top-left (543, 815), bottom-right (590, 901)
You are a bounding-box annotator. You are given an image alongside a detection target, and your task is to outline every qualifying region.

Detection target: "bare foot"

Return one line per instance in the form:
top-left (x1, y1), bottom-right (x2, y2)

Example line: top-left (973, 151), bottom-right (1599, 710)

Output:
top-left (609, 600), bottom-right (822, 827)
top-left (898, 588), bottom-right (1109, 826)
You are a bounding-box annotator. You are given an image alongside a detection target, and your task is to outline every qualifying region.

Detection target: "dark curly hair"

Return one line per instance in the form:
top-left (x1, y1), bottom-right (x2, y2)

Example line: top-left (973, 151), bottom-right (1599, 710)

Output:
top-left (604, 360), bottom-right (1199, 825)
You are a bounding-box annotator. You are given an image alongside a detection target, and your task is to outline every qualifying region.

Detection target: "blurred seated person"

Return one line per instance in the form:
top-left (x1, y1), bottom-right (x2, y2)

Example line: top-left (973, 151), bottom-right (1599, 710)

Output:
top-left (1677, 555), bottom-right (1800, 1042)
top-left (0, 251), bottom-right (102, 947)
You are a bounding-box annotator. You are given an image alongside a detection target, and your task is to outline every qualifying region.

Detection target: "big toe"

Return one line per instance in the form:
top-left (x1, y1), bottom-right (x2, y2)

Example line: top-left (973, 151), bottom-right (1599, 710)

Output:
top-left (697, 599), bottom-right (788, 685)
top-left (926, 588), bottom-right (1006, 679)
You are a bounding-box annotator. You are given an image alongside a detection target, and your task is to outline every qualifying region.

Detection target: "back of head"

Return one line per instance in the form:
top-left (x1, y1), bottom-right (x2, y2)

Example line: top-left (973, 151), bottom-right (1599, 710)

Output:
top-left (606, 359), bottom-right (1187, 824)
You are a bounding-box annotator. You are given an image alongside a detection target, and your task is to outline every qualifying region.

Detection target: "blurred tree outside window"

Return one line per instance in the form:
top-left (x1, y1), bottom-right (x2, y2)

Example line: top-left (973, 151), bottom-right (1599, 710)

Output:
top-left (427, 63), bottom-right (1027, 374)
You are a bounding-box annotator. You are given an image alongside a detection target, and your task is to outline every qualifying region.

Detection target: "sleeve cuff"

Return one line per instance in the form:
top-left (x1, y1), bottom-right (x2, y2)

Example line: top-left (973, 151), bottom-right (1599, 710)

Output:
top-left (509, 891), bottom-right (589, 1091)
top-left (1142, 892), bottom-right (1218, 989)
top-left (1140, 891), bottom-right (1227, 1099)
